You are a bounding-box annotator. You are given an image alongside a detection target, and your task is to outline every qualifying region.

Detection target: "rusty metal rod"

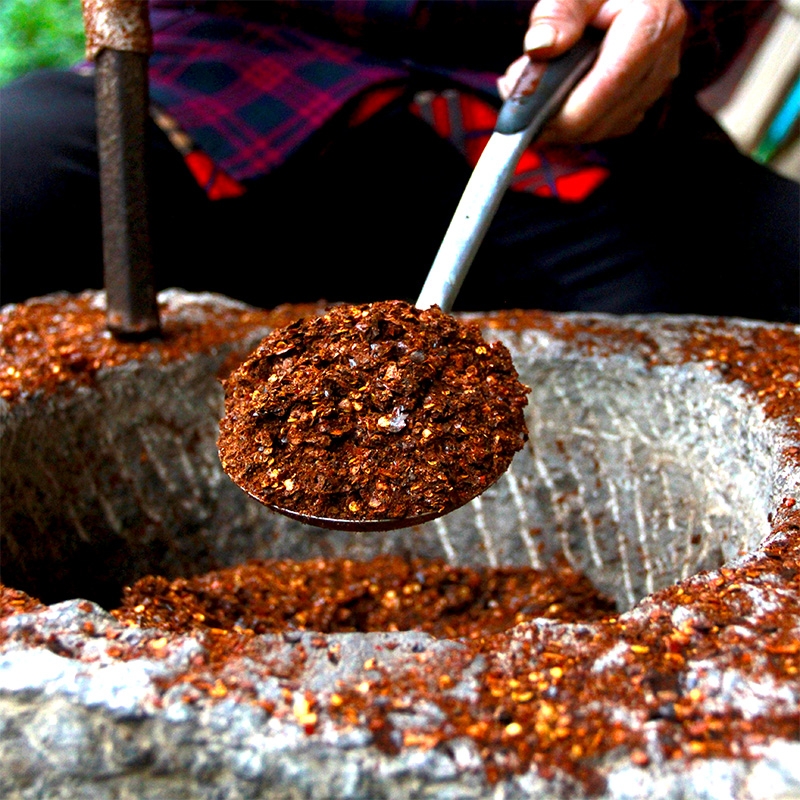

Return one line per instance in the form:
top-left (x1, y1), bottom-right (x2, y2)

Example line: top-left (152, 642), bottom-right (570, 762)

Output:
top-left (95, 48), bottom-right (160, 338)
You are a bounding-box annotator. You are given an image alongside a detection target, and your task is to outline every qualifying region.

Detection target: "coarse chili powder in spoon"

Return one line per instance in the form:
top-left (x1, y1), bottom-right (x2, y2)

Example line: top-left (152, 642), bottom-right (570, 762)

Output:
top-left (218, 300), bottom-right (529, 527)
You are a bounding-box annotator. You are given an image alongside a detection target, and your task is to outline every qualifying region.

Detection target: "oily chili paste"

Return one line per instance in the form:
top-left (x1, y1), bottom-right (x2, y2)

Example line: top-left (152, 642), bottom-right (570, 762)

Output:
top-left (218, 300), bottom-right (529, 523)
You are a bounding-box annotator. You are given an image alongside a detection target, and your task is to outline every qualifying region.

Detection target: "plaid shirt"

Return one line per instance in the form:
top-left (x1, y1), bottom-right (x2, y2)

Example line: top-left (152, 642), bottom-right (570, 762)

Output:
top-left (146, 0), bottom-right (770, 201)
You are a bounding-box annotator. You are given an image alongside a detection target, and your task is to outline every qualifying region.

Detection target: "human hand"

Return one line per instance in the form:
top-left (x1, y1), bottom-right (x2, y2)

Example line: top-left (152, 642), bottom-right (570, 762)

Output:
top-left (498, 0), bottom-right (687, 144)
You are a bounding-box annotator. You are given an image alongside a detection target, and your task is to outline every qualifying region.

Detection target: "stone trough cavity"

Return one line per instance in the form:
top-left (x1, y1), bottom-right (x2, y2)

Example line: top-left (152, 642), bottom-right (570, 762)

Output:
top-left (1, 290), bottom-right (799, 800)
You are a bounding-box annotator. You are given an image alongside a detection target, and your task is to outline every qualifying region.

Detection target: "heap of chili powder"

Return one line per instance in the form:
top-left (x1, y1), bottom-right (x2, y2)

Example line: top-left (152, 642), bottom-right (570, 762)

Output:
top-left (113, 555), bottom-right (616, 640)
top-left (218, 300), bottom-right (529, 524)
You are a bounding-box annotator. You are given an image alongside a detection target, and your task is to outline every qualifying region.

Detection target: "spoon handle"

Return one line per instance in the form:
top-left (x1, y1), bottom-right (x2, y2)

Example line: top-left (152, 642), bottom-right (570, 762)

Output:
top-left (415, 30), bottom-right (602, 313)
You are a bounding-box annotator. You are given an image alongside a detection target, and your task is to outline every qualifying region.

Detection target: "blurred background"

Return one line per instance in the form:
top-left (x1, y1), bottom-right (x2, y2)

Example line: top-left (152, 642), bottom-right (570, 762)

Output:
top-left (0, 0), bottom-right (798, 179)
top-left (0, 0), bottom-right (84, 87)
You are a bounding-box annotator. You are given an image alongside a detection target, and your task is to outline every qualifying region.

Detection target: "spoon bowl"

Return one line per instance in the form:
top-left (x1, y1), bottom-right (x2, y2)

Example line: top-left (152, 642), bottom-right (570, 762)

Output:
top-left (262, 502), bottom-right (448, 532)
top-left (218, 302), bottom-right (529, 532)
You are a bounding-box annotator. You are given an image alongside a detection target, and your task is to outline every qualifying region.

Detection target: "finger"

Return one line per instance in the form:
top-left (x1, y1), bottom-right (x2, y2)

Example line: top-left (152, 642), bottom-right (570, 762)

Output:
top-left (598, 41), bottom-right (682, 136)
top-left (524, 0), bottom-right (605, 56)
top-left (543, 0), bottom-right (685, 141)
top-left (542, 60), bottom-right (673, 142)
top-left (540, 36), bottom-right (682, 143)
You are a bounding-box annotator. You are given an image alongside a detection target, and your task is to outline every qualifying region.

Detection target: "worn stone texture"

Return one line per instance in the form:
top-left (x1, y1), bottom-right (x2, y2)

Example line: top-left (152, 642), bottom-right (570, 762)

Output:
top-left (1, 290), bottom-right (798, 798)
top-left (1, 596), bottom-right (798, 800)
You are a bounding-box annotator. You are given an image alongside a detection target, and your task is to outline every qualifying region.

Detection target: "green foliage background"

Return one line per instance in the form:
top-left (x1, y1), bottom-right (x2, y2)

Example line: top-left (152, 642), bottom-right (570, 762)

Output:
top-left (0, 0), bottom-right (85, 85)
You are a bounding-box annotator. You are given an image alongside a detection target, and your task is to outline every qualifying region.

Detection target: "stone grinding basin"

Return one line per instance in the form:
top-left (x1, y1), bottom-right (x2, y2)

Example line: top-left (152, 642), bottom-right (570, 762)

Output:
top-left (1, 289), bottom-right (798, 799)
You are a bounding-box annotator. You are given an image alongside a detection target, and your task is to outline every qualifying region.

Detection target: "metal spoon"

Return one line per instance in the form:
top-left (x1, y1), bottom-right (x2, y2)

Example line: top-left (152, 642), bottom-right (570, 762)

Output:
top-left (243, 33), bottom-right (602, 532)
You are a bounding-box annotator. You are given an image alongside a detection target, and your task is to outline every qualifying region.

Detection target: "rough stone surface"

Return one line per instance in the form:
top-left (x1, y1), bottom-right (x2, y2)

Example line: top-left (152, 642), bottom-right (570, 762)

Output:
top-left (1, 290), bottom-right (798, 798)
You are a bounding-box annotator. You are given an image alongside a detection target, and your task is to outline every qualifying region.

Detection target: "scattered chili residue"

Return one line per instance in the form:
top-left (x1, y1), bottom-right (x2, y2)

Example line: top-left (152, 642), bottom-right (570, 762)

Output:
top-left (485, 311), bottom-right (800, 461)
top-left (0, 292), bottom-right (315, 405)
top-left (2, 298), bottom-right (798, 791)
top-left (218, 300), bottom-right (529, 523)
top-left (0, 585), bottom-right (44, 620)
top-left (103, 516), bottom-right (798, 791)
top-left (4, 517), bottom-right (797, 793)
top-left (675, 321), bottom-right (800, 436)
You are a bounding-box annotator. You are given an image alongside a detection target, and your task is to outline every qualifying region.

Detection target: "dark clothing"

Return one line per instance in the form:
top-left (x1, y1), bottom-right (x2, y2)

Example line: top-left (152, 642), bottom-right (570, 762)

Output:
top-left (1, 1), bottom-right (797, 322)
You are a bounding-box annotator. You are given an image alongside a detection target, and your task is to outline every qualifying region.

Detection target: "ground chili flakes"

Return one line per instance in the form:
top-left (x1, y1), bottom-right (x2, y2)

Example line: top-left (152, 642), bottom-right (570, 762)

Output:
top-left (322, 516), bottom-right (800, 791)
top-left (0, 292), bottom-right (318, 405)
top-left (218, 300), bottom-right (529, 524)
top-left (0, 585), bottom-right (44, 620)
top-left (61, 515), bottom-right (795, 791)
top-left (675, 322), bottom-right (800, 435)
top-left (113, 555), bottom-right (616, 640)
top-left (486, 311), bottom-right (800, 459)
top-left (2, 298), bottom-right (798, 791)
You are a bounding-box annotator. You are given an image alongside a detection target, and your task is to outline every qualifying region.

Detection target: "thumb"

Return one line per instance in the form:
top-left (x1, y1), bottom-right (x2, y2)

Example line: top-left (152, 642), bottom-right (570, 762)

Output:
top-left (524, 0), bottom-right (602, 55)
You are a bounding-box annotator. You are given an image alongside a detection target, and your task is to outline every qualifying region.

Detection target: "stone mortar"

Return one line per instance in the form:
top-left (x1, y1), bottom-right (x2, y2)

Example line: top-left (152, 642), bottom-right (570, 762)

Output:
top-left (1, 290), bottom-right (798, 799)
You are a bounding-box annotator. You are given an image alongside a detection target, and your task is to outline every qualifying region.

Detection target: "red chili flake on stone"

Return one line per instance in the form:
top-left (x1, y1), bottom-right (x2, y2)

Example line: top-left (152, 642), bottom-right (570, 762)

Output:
top-left (2, 298), bottom-right (799, 792)
top-left (0, 292), bottom-right (320, 406)
top-left (0, 585), bottom-right (44, 620)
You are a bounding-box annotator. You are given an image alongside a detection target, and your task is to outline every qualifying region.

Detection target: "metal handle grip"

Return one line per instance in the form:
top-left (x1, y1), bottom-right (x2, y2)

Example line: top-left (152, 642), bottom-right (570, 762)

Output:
top-left (495, 28), bottom-right (602, 136)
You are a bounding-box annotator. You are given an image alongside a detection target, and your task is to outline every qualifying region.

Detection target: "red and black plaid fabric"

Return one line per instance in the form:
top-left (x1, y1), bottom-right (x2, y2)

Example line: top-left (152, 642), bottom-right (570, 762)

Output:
top-left (145, 0), bottom-right (771, 202)
top-left (409, 88), bottom-right (610, 202)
